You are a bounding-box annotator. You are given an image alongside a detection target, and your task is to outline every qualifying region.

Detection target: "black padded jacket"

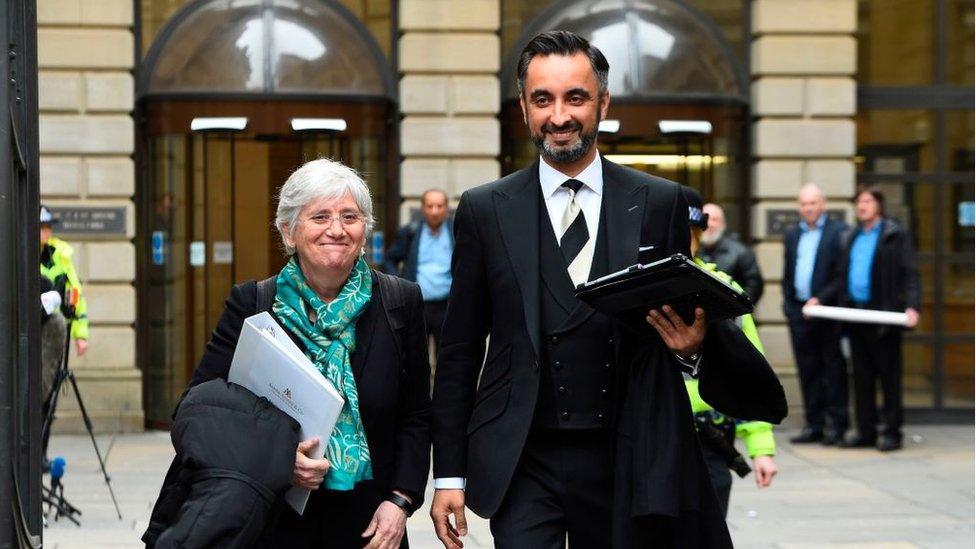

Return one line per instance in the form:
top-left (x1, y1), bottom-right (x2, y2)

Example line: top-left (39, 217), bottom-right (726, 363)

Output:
top-left (142, 379), bottom-right (300, 549)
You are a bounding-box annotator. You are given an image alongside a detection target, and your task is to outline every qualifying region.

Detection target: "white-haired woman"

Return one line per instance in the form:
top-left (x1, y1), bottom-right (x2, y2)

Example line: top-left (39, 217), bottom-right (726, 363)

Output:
top-left (186, 158), bottom-right (431, 548)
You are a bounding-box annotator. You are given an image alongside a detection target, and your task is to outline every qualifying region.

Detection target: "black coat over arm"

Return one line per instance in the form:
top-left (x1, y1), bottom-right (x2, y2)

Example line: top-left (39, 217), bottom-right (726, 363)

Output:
top-left (431, 158), bottom-right (787, 547)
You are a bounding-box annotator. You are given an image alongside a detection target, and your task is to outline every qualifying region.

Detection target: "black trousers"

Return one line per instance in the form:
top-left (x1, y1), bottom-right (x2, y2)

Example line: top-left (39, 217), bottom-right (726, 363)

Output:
top-left (423, 299), bottom-right (447, 357)
top-left (490, 428), bottom-right (613, 549)
top-left (848, 323), bottom-right (903, 440)
top-left (263, 478), bottom-right (407, 548)
top-left (787, 311), bottom-right (849, 432)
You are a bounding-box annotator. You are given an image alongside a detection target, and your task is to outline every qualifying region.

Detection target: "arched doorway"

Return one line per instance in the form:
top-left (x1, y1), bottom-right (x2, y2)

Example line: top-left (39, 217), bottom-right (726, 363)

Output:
top-left (501, 0), bottom-right (750, 236)
top-left (135, 0), bottom-right (397, 426)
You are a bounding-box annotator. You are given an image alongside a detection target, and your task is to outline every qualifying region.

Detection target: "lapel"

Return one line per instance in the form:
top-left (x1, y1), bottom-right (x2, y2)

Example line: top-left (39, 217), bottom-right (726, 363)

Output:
top-left (602, 158), bottom-right (646, 272)
top-left (350, 280), bottom-right (380, 382)
top-left (811, 220), bottom-right (832, 280)
top-left (495, 163), bottom-right (542, 359)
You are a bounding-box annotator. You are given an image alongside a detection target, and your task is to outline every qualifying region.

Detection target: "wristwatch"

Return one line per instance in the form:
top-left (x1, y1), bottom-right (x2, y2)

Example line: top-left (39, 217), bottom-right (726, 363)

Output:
top-left (386, 492), bottom-right (415, 517)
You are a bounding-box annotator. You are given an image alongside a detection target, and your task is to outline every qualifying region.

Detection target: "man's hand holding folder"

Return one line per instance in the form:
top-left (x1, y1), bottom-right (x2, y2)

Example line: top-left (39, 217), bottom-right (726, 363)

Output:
top-left (646, 304), bottom-right (706, 359)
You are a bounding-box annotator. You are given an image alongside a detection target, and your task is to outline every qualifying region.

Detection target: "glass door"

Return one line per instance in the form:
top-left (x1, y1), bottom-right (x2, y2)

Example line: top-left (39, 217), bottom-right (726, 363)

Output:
top-left (143, 130), bottom-right (393, 426)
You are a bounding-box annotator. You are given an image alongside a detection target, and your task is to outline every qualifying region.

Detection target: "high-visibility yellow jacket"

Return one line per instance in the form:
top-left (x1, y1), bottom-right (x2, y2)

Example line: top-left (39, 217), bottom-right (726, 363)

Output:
top-left (40, 237), bottom-right (88, 340)
top-left (685, 257), bottom-right (775, 458)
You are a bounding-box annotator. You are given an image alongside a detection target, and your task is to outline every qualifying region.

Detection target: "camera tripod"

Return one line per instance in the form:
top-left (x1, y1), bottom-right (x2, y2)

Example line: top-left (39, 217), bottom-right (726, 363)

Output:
top-left (40, 315), bottom-right (122, 523)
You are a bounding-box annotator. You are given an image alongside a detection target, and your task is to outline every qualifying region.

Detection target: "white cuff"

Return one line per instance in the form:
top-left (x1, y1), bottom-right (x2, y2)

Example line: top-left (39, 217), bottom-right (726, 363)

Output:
top-left (433, 477), bottom-right (466, 490)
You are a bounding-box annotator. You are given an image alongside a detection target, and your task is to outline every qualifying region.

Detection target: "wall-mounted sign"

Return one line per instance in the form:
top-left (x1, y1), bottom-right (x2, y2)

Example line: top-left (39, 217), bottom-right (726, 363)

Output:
top-left (213, 241), bottom-right (234, 264)
top-left (49, 206), bottom-right (126, 235)
top-left (152, 231), bottom-right (166, 265)
top-left (371, 233), bottom-right (384, 265)
top-left (189, 241), bottom-right (205, 266)
top-left (765, 209), bottom-right (847, 238)
top-left (959, 202), bottom-right (975, 227)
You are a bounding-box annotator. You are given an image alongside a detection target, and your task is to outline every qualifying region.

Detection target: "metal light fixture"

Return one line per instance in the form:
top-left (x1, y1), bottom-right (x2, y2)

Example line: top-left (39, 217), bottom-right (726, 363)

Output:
top-left (291, 118), bottom-right (348, 132)
top-left (598, 119), bottom-right (620, 133)
top-left (658, 120), bottom-right (712, 135)
top-left (189, 117), bottom-right (248, 132)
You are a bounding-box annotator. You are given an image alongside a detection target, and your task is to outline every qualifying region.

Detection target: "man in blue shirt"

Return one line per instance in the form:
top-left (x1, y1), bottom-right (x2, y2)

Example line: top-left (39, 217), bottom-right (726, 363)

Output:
top-left (835, 186), bottom-right (920, 452)
top-left (781, 184), bottom-right (849, 445)
top-left (385, 189), bottom-right (454, 355)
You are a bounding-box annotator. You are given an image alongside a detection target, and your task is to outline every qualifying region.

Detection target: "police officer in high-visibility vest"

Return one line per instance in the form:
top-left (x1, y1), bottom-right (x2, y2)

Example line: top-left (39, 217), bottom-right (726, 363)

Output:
top-left (682, 187), bottom-right (778, 517)
top-left (40, 204), bottom-right (89, 357)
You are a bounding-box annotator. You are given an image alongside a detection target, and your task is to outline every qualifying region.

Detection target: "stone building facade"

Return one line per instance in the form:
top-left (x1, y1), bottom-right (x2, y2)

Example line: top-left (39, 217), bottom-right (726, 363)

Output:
top-left (37, 0), bottom-right (141, 431)
top-left (35, 0), bottom-right (972, 432)
top-left (750, 0), bottom-right (858, 404)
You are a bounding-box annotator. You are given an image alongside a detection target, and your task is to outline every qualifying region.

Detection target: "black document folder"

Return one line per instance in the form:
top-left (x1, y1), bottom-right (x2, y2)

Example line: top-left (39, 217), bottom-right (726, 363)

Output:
top-left (575, 253), bottom-right (754, 331)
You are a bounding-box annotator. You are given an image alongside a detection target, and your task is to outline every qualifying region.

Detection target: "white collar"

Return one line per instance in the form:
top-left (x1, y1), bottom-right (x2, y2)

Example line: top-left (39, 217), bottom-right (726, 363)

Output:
top-left (538, 154), bottom-right (604, 199)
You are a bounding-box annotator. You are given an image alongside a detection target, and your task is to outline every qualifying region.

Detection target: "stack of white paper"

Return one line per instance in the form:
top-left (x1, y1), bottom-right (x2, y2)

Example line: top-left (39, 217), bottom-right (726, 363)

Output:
top-left (228, 311), bottom-right (344, 515)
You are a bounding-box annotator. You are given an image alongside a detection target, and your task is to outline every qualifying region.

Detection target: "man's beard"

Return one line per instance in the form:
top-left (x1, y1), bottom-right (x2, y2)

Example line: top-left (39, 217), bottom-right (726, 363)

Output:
top-left (531, 120), bottom-right (599, 165)
top-left (700, 227), bottom-right (724, 248)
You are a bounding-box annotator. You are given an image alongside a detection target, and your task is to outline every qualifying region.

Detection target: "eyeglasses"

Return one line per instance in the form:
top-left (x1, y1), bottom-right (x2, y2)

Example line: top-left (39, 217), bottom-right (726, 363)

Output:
top-left (307, 212), bottom-right (364, 226)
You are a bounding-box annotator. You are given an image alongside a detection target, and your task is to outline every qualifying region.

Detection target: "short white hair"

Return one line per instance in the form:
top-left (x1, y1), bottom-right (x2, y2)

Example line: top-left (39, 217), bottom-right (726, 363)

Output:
top-left (798, 182), bottom-right (826, 202)
top-left (275, 158), bottom-right (375, 255)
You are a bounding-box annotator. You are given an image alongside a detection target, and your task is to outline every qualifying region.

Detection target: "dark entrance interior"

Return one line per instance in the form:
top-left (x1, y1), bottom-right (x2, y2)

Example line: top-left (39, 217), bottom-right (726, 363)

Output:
top-left (140, 101), bottom-right (394, 427)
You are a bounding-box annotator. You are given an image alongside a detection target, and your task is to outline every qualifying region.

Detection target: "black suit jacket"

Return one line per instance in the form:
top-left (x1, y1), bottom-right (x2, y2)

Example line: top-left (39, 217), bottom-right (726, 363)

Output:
top-left (431, 158), bottom-right (787, 531)
top-left (835, 219), bottom-right (921, 313)
top-left (186, 272), bottom-right (432, 503)
top-left (781, 217), bottom-right (848, 317)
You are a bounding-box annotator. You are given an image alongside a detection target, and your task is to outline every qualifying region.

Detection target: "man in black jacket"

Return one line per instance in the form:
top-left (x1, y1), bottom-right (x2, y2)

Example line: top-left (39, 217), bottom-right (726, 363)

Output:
top-left (834, 186), bottom-right (920, 452)
top-left (428, 31), bottom-right (786, 549)
top-left (781, 183), bottom-right (849, 445)
top-left (699, 202), bottom-right (764, 304)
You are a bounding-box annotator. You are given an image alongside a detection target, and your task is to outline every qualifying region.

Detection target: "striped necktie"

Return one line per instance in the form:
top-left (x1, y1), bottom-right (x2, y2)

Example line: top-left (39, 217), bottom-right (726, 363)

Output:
top-left (559, 179), bottom-right (594, 287)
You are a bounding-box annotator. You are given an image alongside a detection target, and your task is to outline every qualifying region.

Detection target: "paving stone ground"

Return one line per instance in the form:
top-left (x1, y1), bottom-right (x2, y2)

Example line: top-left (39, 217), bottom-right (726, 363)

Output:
top-left (41, 425), bottom-right (973, 548)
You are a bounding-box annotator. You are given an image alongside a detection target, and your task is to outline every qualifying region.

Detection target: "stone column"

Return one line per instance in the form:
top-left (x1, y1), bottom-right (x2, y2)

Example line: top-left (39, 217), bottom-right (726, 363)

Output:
top-left (397, 0), bottom-right (501, 216)
top-left (749, 0), bottom-right (858, 415)
top-left (37, 0), bottom-right (141, 432)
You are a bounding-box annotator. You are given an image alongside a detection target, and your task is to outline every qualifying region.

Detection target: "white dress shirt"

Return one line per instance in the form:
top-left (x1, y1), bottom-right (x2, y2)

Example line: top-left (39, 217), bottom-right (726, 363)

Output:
top-left (538, 154), bottom-right (604, 239)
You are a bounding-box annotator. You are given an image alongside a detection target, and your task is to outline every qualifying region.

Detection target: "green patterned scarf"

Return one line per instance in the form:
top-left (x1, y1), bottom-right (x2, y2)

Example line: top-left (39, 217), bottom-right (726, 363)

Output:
top-left (272, 255), bottom-right (373, 490)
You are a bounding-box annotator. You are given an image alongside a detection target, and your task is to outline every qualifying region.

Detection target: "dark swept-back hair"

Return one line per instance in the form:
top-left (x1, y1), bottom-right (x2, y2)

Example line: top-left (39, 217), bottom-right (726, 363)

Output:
top-left (854, 185), bottom-right (886, 216)
top-left (516, 30), bottom-right (609, 98)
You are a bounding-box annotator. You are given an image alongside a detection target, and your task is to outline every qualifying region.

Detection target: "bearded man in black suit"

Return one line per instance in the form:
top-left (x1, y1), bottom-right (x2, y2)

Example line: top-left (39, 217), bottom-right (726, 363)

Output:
top-left (429, 31), bottom-right (786, 549)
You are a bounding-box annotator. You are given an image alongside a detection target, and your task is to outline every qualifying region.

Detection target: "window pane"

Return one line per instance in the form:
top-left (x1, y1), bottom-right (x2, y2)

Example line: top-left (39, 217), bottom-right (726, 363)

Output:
top-left (946, 184), bottom-right (974, 336)
top-left (947, 0), bottom-right (975, 85)
top-left (857, 0), bottom-right (934, 86)
top-left (943, 341), bottom-right (975, 407)
top-left (944, 261), bottom-right (974, 335)
top-left (145, 0), bottom-right (391, 96)
top-left (949, 182), bottom-right (975, 256)
top-left (946, 110), bottom-right (975, 171)
top-left (903, 339), bottom-right (934, 407)
top-left (140, 0), bottom-right (393, 61)
top-left (500, 0), bottom-right (747, 98)
top-left (857, 110), bottom-right (937, 173)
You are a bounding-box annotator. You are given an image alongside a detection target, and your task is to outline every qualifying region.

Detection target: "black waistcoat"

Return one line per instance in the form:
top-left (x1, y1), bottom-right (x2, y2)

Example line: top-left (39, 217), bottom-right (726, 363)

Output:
top-left (534, 192), bottom-right (615, 430)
